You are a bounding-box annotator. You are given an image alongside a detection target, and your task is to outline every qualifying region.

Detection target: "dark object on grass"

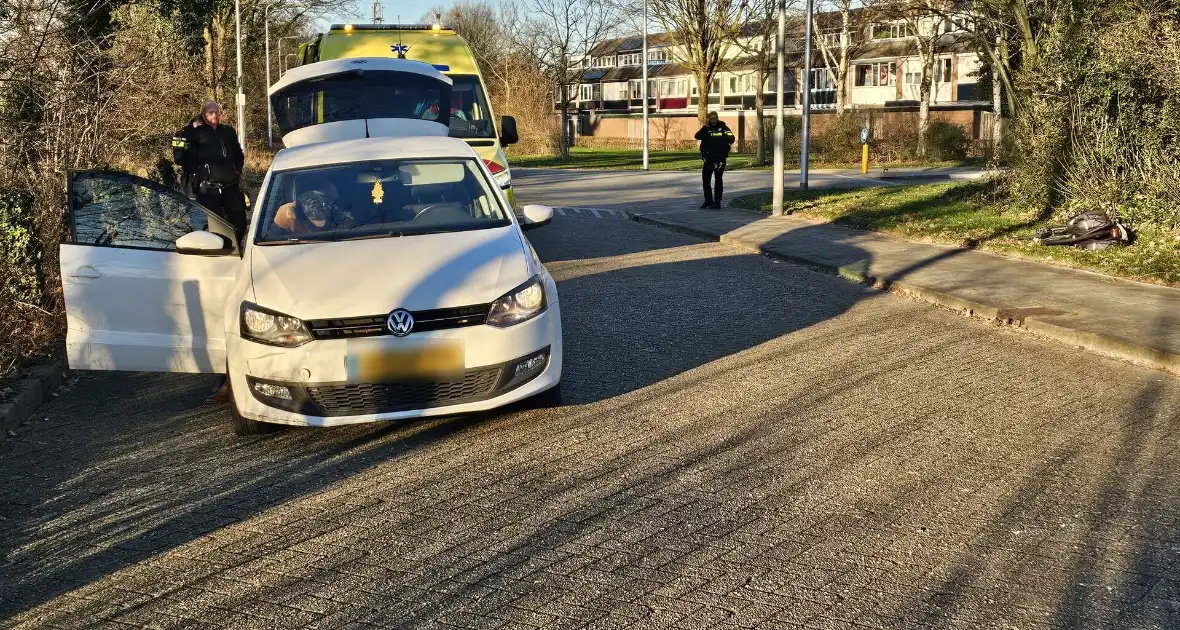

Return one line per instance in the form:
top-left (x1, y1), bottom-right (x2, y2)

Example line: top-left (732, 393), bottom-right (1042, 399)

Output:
top-left (1038, 210), bottom-right (1133, 250)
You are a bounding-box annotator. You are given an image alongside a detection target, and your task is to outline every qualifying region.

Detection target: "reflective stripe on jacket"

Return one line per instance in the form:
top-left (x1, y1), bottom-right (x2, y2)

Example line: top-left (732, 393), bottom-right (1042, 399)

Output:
top-left (694, 123), bottom-right (735, 158)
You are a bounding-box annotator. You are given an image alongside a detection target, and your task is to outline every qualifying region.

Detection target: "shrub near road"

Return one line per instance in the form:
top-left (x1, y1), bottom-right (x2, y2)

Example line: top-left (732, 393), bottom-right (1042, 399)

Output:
top-left (733, 183), bottom-right (1180, 287)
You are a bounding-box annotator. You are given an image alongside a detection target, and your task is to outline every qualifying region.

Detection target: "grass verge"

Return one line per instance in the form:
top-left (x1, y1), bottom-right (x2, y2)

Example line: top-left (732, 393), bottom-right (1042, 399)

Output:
top-left (731, 182), bottom-right (1180, 286)
top-left (508, 148), bottom-right (977, 172)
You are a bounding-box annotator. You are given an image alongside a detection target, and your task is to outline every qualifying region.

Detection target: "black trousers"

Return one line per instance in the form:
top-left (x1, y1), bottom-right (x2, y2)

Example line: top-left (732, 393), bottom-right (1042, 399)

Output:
top-left (702, 158), bottom-right (726, 204)
top-left (195, 182), bottom-right (247, 243)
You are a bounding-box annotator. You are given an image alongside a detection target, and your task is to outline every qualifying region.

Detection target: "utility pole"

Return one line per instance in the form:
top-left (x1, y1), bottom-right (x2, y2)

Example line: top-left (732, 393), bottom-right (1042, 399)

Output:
top-left (771, 0), bottom-right (786, 215)
top-left (235, 0), bottom-right (246, 154)
top-left (800, 0), bottom-right (814, 190)
top-left (641, 0), bottom-right (650, 171)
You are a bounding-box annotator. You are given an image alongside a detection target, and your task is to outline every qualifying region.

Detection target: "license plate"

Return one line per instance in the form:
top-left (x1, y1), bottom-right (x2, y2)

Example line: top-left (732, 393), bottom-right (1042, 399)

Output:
top-left (345, 340), bottom-right (464, 382)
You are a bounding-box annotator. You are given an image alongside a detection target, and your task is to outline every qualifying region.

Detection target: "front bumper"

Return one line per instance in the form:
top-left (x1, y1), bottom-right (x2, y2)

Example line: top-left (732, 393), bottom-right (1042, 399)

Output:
top-left (227, 306), bottom-right (562, 427)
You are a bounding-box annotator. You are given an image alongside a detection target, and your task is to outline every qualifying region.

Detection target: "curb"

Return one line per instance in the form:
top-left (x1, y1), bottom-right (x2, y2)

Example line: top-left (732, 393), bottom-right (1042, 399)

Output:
top-left (632, 213), bottom-right (1180, 377)
top-left (877, 171), bottom-right (991, 182)
top-left (0, 362), bottom-right (67, 445)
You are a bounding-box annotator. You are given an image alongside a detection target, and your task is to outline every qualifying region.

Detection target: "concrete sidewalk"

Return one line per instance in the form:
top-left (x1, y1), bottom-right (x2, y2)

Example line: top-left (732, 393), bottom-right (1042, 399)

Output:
top-left (633, 208), bottom-right (1180, 376)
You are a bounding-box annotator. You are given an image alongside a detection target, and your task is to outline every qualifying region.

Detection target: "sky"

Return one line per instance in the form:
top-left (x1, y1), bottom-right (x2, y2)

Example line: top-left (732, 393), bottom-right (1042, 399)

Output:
top-left (318, 0), bottom-right (466, 29)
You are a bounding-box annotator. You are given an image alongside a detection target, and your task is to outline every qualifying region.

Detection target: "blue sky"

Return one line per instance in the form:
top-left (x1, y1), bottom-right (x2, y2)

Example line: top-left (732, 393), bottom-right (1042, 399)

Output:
top-left (318, 0), bottom-right (461, 28)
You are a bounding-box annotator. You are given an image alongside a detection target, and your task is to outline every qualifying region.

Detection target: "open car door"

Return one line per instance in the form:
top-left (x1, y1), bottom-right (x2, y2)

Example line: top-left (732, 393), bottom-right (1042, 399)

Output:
top-left (60, 171), bottom-right (242, 373)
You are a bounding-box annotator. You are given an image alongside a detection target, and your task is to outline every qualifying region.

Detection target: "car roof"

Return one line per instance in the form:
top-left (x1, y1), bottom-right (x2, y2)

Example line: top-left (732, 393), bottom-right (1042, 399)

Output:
top-left (270, 136), bottom-right (478, 172)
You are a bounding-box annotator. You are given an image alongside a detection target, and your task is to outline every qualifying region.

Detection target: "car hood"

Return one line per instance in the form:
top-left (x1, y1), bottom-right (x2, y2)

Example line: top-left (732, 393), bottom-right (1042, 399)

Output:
top-left (249, 227), bottom-right (530, 320)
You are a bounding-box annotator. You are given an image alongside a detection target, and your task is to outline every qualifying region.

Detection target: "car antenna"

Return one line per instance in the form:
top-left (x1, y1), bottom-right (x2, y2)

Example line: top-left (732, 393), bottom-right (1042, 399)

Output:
top-left (397, 16), bottom-right (405, 59)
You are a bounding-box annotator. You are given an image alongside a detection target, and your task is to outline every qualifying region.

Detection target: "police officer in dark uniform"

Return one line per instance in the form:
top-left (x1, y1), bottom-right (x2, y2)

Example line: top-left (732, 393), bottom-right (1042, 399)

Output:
top-left (173, 100), bottom-right (247, 242)
top-left (173, 100), bottom-right (246, 404)
top-left (694, 112), bottom-right (736, 209)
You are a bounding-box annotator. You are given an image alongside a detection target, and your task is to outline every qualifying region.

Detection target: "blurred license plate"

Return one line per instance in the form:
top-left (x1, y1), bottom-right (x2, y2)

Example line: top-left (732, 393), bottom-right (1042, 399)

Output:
top-left (346, 341), bottom-right (464, 382)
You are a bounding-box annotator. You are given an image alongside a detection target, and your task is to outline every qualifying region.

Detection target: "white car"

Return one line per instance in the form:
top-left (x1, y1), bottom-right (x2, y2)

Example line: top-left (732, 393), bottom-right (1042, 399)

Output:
top-left (59, 59), bottom-right (562, 434)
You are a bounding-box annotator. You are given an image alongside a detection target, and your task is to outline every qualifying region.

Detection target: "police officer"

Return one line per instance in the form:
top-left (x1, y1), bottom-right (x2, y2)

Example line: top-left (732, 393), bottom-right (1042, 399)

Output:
top-left (173, 101), bottom-right (245, 405)
top-left (173, 100), bottom-right (247, 242)
top-left (694, 112), bottom-right (735, 209)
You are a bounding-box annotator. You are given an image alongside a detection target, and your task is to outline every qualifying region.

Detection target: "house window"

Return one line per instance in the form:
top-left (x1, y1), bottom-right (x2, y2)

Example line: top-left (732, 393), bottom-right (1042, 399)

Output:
top-left (591, 56), bottom-right (614, 68)
top-left (648, 49), bottom-right (667, 63)
top-left (660, 78), bottom-right (686, 97)
top-left (872, 22), bottom-right (912, 39)
top-left (854, 62), bottom-right (896, 87)
top-left (819, 32), bottom-right (841, 48)
top-left (710, 77), bottom-right (721, 95)
top-left (938, 58), bottom-right (952, 83)
top-left (810, 68), bottom-right (835, 91)
top-left (629, 79), bottom-right (654, 99)
top-left (579, 83), bottom-right (601, 102)
top-left (619, 52), bottom-right (642, 66)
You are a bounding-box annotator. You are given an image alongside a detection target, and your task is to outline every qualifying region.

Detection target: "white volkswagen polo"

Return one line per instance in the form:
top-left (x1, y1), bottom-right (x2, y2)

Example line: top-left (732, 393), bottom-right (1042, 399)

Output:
top-left (60, 59), bottom-right (562, 434)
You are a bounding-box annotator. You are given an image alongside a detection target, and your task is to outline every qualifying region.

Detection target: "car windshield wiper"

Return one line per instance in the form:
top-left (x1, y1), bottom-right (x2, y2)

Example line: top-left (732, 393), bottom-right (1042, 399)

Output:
top-left (256, 233), bottom-right (335, 246)
top-left (333, 230), bottom-right (407, 242)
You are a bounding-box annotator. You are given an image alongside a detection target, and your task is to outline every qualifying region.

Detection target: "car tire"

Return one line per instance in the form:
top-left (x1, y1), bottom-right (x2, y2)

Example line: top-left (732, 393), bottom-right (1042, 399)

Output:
top-left (228, 374), bottom-right (280, 436)
top-left (525, 382), bottom-right (563, 409)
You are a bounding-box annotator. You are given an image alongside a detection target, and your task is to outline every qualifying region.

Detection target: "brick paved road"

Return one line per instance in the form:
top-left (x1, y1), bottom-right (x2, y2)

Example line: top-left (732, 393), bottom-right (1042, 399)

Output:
top-left (4, 211), bottom-right (1180, 629)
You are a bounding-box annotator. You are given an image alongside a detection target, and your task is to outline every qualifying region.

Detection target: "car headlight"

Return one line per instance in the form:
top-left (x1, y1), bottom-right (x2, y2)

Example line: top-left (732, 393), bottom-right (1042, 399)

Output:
top-left (240, 302), bottom-right (313, 347)
top-left (486, 276), bottom-right (546, 327)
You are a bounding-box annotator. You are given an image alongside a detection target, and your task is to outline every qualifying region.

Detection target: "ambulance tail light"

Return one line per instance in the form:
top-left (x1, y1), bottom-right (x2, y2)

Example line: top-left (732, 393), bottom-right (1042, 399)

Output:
top-left (483, 159), bottom-right (511, 189)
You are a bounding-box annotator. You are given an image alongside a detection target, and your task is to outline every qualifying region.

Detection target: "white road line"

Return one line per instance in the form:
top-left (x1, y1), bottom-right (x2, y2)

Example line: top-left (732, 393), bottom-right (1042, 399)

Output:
top-left (590, 208), bottom-right (602, 219)
top-left (555, 207), bottom-right (567, 216)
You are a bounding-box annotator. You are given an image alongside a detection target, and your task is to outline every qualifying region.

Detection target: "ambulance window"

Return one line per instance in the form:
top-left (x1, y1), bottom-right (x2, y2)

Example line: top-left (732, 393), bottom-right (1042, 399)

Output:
top-left (448, 75), bottom-right (495, 139)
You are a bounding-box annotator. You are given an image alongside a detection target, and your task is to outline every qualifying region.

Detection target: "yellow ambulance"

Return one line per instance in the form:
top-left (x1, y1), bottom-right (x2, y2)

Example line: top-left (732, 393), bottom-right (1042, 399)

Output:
top-left (294, 23), bottom-right (519, 205)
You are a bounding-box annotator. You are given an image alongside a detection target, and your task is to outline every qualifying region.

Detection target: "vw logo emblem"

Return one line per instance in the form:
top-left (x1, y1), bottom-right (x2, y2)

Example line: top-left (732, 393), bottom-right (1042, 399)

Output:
top-left (386, 309), bottom-right (414, 337)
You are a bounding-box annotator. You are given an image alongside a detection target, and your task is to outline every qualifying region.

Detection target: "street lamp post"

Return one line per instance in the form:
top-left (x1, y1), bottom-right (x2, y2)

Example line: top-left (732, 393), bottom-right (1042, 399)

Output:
top-left (800, 0), bottom-right (814, 190)
top-left (265, 1), bottom-right (275, 149)
top-left (265, 3), bottom-right (306, 148)
top-left (641, 0), bottom-right (649, 171)
top-left (235, 0), bottom-right (246, 154)
top-left (771, 0), bottom-right (786, 216)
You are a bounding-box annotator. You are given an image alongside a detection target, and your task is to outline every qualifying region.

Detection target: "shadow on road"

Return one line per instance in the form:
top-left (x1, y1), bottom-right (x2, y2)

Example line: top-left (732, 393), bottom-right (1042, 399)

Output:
top-left (0, 217), bottom-right (873, 621)
top-left (5, 214), bottom-right (1180, 629)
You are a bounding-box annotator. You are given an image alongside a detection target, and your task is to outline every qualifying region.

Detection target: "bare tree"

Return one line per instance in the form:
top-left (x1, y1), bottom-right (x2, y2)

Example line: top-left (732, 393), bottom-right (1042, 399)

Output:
top-left (504, 0), bottom-right (615, 160)
top-left (811, 0), bottom-right (858, 113)
top-left (649, 0), bottom-right (746, 124)
top-left (431, 1), bottom-right (561, 153)
top-left (867, 0), bottom-right (943, 156)
top-left (730, 0), bottom-right (804, 164)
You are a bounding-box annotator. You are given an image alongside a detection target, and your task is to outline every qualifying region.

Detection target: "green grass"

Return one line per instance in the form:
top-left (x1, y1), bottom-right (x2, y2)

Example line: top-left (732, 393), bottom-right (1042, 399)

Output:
top-left (731, 183), bottom-right (1180, 286)
top-left (507, 147), bottom-right (977, 172)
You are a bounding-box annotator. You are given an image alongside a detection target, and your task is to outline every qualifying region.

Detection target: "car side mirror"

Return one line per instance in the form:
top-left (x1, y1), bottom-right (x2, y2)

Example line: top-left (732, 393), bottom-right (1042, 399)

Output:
top-left (499, 115), bottom-right (519, 146)
top-left (520, 204), bottom-right (554, 230)
top-left (176, 230), bottom-right (232, 255)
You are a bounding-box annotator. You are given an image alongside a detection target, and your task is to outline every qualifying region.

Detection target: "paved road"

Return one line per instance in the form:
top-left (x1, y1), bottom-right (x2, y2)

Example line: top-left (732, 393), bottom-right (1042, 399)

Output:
top-left (4, 204), bottom-right (1180, 629)
top-left (512, 168), bottom-right (891, 215)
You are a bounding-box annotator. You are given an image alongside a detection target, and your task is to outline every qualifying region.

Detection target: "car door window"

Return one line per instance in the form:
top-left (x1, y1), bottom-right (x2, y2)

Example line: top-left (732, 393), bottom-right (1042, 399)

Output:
top-left (68, 171), bottom-right (236, 251)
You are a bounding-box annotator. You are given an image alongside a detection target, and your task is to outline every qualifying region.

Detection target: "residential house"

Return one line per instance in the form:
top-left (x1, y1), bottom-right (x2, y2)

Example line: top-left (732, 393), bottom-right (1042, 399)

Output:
top-left (565, 9), bottom-right (989, 146)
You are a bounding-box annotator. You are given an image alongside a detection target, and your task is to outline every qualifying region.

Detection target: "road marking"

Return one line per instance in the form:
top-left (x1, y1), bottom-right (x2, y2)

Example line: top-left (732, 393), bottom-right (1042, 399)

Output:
top-left (552, 207), bottom-right (630, 221)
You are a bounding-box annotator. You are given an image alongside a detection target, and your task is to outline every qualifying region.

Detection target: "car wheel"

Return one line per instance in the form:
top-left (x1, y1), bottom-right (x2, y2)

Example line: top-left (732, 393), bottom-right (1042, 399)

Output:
top-left (525, 382), bottom-right (563, 409)
top-left (228, 374), bottom-right (280, 436)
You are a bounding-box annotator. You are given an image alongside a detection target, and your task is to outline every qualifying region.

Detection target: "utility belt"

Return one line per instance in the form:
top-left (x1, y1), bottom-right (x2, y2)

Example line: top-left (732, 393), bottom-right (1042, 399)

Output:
top-left (197, 179), bottom-right (238, 193)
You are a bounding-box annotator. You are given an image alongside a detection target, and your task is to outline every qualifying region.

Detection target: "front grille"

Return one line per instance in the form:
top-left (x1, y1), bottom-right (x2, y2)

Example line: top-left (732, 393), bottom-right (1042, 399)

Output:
top-left (305, 367), bottom-right (502, 415)
top-left (306, 304), bottom-right (491, 340)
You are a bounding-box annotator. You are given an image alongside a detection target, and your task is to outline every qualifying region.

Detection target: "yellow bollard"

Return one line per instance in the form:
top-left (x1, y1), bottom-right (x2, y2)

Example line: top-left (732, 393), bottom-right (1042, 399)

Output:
top-left (861, 143), bottom-right (869, 175)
